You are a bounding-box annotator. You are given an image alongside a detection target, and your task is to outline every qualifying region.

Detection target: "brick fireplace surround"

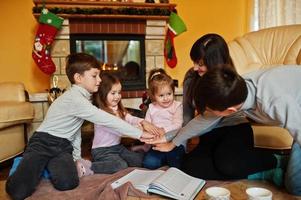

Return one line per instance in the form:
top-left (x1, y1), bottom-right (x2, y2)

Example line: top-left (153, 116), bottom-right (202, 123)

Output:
top-left (40, 0), bottom-right (175, 98)
top-left (28, 0), bottom-right (182, 137)
top-left (52, 17), bottom-right (168, 97)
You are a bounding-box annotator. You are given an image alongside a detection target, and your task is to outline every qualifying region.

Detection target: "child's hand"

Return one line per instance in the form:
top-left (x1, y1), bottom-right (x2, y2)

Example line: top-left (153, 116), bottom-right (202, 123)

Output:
top-left (140, 120), bottom-right (163, 136)
top-left (140, 131), bottom-right (155, 140)
top-left (140, 133), bottom-right (167, 144)
top-left (152, 142), bottom-right (176, 152)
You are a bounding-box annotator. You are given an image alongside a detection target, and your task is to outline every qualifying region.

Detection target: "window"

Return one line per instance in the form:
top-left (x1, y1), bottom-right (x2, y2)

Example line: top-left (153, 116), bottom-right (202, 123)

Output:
top-left (250, 0), bottom-right (301, 31)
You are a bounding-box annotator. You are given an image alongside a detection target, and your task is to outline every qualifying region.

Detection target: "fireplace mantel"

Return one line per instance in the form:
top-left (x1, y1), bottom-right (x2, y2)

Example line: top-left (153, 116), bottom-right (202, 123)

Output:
top-left (33, 0), bottom-right (176, 20)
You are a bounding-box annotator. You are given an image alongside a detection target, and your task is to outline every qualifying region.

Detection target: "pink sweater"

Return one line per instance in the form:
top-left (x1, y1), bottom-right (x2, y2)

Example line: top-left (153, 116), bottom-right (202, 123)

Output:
top-left (145, 100), bottom-right (183, 133)
top-left (92, 113), bottom-right (143, 149)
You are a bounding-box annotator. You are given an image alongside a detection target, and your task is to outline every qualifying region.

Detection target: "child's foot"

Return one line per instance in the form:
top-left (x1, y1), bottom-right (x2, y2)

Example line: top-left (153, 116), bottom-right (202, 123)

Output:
top-left (76, 159), bottom-right (94, 178)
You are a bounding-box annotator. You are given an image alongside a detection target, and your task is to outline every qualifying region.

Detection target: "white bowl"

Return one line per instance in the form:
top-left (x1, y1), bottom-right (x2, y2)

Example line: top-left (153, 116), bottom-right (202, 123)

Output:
top-left (205, 186), bottom-right (230, 200)
top-left (246, 187), bottom-right (272, 200)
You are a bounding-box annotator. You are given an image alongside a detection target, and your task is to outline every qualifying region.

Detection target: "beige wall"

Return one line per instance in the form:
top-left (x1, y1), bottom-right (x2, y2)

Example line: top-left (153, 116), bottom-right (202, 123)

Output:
top-left (0, 0), bottom-right (250, 93)
top-left (0, 0), bottom-right (50, 93)
top-left (167, 0), bottom-right (250, 86)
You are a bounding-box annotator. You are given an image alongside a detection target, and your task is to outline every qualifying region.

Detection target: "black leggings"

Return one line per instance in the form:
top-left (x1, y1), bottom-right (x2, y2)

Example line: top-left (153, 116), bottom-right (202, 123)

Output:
top-left (182, 123), bottom-right (277, 180)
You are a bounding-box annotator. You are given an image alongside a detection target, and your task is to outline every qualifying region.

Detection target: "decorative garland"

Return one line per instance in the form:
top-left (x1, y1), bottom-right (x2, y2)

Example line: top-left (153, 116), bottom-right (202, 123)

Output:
top-left (32, 6), bottom-right (171, 16)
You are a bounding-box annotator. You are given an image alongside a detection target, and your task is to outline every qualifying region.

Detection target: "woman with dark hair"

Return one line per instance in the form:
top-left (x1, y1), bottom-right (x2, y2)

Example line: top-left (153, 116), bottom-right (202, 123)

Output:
top-left (183, 34), bottom-right (235, 126)
top-left (144, 34), bottom-right (285, 186)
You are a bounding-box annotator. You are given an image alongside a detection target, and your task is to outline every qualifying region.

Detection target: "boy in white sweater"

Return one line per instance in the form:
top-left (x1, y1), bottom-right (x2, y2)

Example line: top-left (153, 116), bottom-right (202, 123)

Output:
top-left (6, 53), bottom-right (155, 200)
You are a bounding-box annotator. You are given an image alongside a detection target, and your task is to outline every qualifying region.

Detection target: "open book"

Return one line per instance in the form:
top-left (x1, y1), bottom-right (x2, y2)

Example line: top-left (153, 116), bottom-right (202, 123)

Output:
top-left (111, 167), bottom-right (206, 200)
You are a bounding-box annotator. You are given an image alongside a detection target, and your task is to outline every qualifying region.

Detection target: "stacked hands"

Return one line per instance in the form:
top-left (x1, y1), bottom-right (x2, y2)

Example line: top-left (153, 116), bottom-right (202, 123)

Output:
top-left (140, 120), bottom-right (176, 152)
top-left (77, 120), bottom-right (175, 178)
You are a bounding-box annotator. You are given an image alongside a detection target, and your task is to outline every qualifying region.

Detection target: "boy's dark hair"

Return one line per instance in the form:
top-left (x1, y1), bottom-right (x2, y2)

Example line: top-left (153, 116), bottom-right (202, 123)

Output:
top-left (148, 68), bottom-right (174, 102)
top-left (194, 64), bottom-right (248, 114)
top-left (185, 34), bottom-right (236, 107)
top-left (65, 53), bottom-right (100, 84)
top-left (93, 73), bottom-right (127, 119)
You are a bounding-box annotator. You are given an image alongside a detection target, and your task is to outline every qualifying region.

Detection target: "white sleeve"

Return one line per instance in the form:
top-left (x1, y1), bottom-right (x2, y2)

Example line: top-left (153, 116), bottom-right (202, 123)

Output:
top-left (266, 96), bottom-right (301, 145)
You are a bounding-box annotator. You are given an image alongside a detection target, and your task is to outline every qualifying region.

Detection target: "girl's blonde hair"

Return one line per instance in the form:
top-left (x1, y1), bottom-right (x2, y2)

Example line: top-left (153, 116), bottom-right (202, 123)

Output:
top-left (148, 68), bottom-right (175, 102)
top-left (93, 73), bottom-right (127, 119)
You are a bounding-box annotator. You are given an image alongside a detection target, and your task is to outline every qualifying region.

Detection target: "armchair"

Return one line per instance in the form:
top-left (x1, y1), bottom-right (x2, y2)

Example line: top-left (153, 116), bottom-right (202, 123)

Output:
top-left (0, 82), bottom-right (35, 162)
top-left (228, 24), bottom-right (301, 150)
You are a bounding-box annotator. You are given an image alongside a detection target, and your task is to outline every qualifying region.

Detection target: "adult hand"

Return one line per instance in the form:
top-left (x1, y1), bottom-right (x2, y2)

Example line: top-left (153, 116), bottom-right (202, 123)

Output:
top-left (152, 142), bottom-right (176, 152)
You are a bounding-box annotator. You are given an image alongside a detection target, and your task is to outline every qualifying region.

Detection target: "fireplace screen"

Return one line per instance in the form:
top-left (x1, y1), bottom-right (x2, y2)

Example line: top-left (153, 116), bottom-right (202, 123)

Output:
top-left (70, 34), bottom-right (146, 90)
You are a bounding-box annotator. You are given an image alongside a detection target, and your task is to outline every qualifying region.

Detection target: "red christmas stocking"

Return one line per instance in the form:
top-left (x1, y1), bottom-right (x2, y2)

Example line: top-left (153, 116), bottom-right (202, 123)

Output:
top-left (164, 29), bottom-right (177, 68)
top-left (32, 9), bottom-right (64, 75)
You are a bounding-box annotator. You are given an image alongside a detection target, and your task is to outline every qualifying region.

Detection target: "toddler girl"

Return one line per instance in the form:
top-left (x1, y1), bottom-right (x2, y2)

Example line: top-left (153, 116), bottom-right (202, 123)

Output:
top-left (132, 69), bottom-right (185, 169)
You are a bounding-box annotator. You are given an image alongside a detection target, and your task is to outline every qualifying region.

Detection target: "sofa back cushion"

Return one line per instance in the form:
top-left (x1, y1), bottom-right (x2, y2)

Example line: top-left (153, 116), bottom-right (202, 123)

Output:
top-left (228, 24), bottom-right (301, 75)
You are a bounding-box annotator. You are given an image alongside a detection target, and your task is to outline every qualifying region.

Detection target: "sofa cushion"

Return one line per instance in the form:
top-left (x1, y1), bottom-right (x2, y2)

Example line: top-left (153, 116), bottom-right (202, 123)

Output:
top-left (0, 101), bottom-right (34, 129)
top-left (252, 125), bottom-right (293, 150)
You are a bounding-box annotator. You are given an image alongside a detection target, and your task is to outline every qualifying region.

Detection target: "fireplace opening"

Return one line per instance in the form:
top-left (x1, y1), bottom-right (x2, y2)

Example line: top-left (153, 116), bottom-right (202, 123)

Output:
top-left (70, 34), bottom-right (146, 91)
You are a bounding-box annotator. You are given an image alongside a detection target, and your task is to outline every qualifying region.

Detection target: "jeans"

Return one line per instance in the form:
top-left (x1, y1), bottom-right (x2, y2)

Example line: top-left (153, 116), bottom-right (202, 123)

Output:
top-left (143, 145), bottom-right (185, 169)
top-left (6, 132), bottom-right (79, 200)
top-left (91, 144), bottom-right (144, 174)
top-left (285, 142), bottom-right (301, 195)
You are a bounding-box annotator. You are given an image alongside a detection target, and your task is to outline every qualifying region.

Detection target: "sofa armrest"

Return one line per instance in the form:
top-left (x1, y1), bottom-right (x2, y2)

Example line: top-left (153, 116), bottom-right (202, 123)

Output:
top-left (0, 102), bottom-right (34, 129)
top-left (0, 82), bottom-right (27, 102)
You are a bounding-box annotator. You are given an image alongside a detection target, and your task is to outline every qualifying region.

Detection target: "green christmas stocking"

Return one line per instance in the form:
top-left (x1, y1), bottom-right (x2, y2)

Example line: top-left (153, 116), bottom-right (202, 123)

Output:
top-left (164, 12), bottom-right (187, 68)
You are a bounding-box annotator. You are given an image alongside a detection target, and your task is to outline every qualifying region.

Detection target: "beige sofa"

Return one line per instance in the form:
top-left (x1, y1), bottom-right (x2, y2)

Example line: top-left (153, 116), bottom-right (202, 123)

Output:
top-left (228, 24), bottom-right (301, 150)
top-left (0, 82), bottom-right (35, 162)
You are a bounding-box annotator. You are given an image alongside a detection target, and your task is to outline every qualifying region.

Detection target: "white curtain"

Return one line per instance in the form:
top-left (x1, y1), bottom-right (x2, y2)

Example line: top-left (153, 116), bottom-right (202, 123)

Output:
top-left (250, 0), bottom-right (301, 31)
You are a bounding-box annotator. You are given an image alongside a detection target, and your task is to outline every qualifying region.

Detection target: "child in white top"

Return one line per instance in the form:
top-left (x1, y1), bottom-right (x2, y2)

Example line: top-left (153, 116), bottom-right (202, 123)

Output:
top-left (90, 73), bottom-right (160, 174)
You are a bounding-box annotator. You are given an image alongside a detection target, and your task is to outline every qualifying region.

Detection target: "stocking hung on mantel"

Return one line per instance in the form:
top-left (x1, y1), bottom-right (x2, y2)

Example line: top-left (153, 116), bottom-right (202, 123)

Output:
top-left (164, 12), bottom-right (187, 68)
top-left (32, 8), bottom-right (64, 75)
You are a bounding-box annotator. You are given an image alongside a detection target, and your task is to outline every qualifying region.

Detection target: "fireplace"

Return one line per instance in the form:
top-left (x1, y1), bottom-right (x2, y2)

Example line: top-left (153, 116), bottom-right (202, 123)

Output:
top-left (70, 33), bottom-right (146, 90)
top-left (33, 0), bottom-right (176, 97)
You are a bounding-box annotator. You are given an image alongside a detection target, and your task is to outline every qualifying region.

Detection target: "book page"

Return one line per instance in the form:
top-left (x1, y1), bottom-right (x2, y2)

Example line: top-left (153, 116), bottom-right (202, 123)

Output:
top-left (111, 169), bottom-right (164, 193)
top-left (149, 167), bottom-right (205, 200)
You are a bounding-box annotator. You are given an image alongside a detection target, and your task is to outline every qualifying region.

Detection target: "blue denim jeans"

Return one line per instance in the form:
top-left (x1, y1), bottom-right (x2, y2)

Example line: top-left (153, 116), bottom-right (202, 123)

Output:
top-left (285, 142), bottom-right (301, 195)
top-left (143, 145), bottom-right (185, 169)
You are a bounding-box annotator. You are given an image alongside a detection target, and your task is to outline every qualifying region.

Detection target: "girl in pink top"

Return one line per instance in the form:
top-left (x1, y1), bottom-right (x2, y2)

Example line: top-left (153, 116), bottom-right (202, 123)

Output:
top-left (90, 73), bottom-right (160, 174)
top-left (132, 69), bottom-right (185, 169)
